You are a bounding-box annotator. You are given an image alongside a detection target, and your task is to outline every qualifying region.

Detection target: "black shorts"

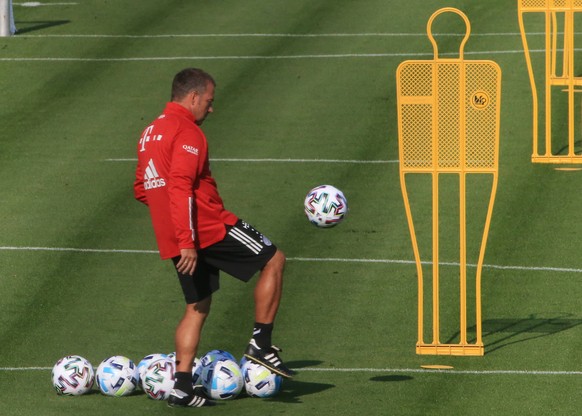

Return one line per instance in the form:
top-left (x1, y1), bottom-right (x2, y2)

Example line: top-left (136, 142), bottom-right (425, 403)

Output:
top-left (172, 219), bottom-right (278, 304)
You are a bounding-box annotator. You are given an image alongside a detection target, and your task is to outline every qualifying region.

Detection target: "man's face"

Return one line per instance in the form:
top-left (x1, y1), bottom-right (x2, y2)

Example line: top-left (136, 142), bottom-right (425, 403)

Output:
top-left (192, 82), bottom-right (215, 125)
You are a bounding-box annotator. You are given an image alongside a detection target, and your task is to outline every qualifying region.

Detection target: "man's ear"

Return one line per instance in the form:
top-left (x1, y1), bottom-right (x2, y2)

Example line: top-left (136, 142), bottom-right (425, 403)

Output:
top-left (181, 90), bottom-right (198, 112)
top-left (189, 90), bottom-right (200, 106)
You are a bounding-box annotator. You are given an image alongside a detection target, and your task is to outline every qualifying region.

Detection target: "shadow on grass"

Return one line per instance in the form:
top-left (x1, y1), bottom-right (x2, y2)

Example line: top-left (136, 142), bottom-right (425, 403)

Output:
top-left (236, 378), bottom-right (334, 404)
top-left (235, 360), bottom-right (335, 404)
top-left (555, 139), bottom-right (582, 156)
top-left (269, 378), bottom-right (335, 404)
top-left (370, 375), bottom-right (414, 382)
top-left (15, 20), bottom-right (70, 35)
top-left (81, 389), bottom-right (102, 396)
top-left (444, 313), bottom-right (582, 353)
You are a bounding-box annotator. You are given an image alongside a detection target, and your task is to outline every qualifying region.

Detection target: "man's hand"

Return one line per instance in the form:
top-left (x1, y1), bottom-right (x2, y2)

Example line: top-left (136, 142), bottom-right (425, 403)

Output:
top-left (176, 248), bottom-right (197, 275)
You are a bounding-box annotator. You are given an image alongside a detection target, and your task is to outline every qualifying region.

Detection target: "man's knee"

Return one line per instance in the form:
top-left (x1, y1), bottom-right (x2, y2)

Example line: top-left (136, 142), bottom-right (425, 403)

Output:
top-left (268, 249), bottom-right (286, 272)
top-left (187, 296), bottom-right (212, 315)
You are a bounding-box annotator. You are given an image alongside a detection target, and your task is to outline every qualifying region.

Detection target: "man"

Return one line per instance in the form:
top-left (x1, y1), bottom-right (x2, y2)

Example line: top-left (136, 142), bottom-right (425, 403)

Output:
top-left (134, 68), bottom-right (293, 408)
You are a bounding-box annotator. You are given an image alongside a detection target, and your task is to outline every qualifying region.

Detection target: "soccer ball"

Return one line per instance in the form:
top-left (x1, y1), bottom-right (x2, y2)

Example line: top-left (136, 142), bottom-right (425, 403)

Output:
top-left (200, 349), bottom-right (236, 368)
top-left (201, 358), bottom-right (244, 400)
top-left (304, 185), bottom-right (348, 227)
top-left (199, 350), bottom-right (236, 387)
top-left (51, 355), bottom-right (94, 396)
top-left (137, 353), bottom-right (168, 382)
top-left (141, 357), bottom-right (175, 400)
top-left (242, 360), bottom-right (282, 398)
top-left (95, 355), bottom-right (139, 397)
top-left (192, 357), bottom-right (202, 385)
top-left (165, 353), bottom-right (202, 385)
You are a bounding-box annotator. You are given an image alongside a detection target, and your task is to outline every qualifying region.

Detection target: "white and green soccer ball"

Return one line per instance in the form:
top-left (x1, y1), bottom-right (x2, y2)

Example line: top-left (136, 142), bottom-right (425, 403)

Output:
top-left (242, 359), bottom-right (282, 398)
top-left (95, 355), bottom-right (139, 397)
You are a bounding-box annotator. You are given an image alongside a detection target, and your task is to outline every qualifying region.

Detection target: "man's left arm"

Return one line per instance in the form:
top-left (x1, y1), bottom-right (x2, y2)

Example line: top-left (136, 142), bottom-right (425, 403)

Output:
top-left (167, 129), bottom-right (204, 251)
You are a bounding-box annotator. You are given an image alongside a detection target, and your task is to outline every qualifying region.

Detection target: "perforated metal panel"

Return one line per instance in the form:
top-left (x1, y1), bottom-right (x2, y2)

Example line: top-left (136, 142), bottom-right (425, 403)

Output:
top-left (519, 0), bottom-right (582, 10)
top-left (398, 62), bottom-right (499, 172)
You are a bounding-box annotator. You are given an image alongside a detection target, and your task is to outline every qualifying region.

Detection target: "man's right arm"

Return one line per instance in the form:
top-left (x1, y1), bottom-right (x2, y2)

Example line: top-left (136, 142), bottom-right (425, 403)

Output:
top-left (133, 158), bottom-right (148, 205)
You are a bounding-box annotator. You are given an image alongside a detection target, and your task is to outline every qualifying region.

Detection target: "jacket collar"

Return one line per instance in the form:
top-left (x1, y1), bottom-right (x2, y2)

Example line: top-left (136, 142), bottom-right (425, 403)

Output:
top-left (163, 102), bottom-right (196, 124)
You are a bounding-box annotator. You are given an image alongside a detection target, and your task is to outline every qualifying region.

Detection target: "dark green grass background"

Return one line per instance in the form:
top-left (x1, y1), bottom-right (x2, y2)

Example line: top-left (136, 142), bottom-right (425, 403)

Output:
top-left (2, 0), bottom-right (582, 415)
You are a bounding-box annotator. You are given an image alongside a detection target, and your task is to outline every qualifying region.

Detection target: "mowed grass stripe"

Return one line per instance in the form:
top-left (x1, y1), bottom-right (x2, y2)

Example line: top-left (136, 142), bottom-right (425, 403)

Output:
top-left (1, 246), bottom-right (582, 274)
top-left (0, 49), bottom-right (554, 62)
top-left (105, 158), bottom-right (399, 163)
top-left (13, 32), bottom-right (548, 38)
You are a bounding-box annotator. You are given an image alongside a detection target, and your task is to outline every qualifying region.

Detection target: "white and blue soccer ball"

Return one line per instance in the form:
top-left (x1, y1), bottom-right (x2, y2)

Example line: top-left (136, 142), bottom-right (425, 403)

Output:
top-left (137, 353), bottom-right (168, 383)
top-left (242, 360), bottom-right (282, 398)
top-left (192, 357), bottom-right (202, 385)
top-left (200, 349), bottom-right (236, 368)
top-left (51, 355), bottom-right (95, 396)
top-left (95, 355), bottom-right (139, 397)
top-left (199, 350), bottom-right (236, 386)
top-left (304, 184), bottom-right (348, 227)
top-left (201, 358), bottom-right (244, 400)
top-left (199, 350), bottom-right (235, 380)
top-left (141, 357), bottom-right (175, 400)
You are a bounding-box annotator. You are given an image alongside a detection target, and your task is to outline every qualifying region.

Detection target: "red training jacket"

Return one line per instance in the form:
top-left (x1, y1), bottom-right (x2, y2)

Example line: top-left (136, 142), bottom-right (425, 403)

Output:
top-left (134, 102), bottom-right (238, 259)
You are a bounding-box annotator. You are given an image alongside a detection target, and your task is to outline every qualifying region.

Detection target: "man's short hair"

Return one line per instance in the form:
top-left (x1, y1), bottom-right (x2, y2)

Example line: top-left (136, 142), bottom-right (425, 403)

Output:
top-left (171, 68), bottom-right (216, 101)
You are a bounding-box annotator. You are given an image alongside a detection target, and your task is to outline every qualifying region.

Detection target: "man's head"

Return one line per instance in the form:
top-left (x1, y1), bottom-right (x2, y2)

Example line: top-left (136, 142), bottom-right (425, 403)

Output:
top-left (171, 68), bottom-right (215, 125)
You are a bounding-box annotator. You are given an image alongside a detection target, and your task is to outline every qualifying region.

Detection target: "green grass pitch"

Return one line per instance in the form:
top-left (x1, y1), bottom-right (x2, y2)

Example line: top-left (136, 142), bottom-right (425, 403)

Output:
top-left (2, 0), bottom-right (582, 415)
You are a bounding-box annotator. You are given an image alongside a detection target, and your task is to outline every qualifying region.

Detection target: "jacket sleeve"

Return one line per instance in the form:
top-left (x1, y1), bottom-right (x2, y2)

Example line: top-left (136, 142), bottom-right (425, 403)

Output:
top-left (134, 158), bottom-right (148, 205)
top-left (168, 128), bottom-right (203, 249)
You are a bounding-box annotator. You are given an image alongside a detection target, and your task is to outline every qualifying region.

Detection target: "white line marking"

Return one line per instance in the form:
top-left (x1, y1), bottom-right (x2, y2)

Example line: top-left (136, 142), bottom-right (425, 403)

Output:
top-left (2, 365), bottom-right (581, 376)
top-left (299, 368), bottom-right (582, 376)
top-left (0, 49), bottom-right (554, 62)
top-left (105, 158), bottom-right (398, 164)
top-left (15, 2), bottom-right (77, 6)
top-left (1, 246), bottom-right (582, 274)
top-left (0, 246), bottom-right (158, 254)
top-left (289, 257), bottom-right (582, 274)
